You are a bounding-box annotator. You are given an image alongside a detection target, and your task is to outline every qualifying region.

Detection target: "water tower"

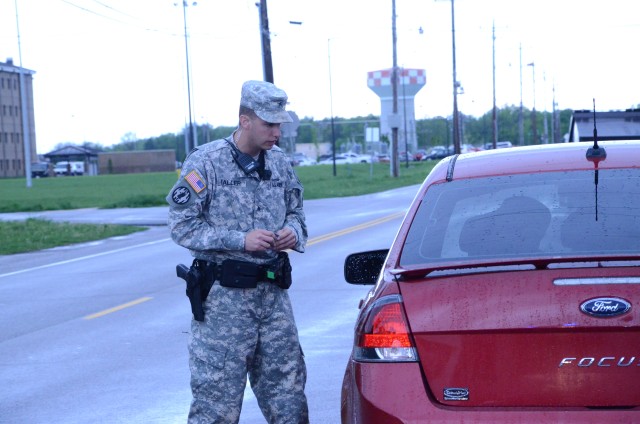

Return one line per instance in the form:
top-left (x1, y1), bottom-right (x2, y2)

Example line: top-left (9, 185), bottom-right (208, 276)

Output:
top-left (367, 68), bottom-right (426, 154)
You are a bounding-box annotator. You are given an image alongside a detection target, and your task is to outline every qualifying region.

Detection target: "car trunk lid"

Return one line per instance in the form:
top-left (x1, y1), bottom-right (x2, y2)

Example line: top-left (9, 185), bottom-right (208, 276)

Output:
top-left (399, 267), bottom-right (640, 408)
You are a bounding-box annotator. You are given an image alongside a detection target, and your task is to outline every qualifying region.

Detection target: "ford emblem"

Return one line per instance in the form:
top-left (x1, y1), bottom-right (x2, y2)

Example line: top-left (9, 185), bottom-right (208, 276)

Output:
top-left (580, 297), bottom-right (631, 318)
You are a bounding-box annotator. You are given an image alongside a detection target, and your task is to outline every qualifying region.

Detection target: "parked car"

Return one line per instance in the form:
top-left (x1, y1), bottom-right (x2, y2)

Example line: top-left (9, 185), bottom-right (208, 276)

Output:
top-left (295, 156), bottom-right (317, 166)
top-left (484, 140), bottom-right (513, 149)
top-left (461, 143), bottom-right (482, 153)
top-left (413, 149), bottom-right (428, 161)
top-left (376, 154), bottom-right (390, 163)
top-left (343, 152), bottom-right (376, 164)
top-left (341, 140), bottom-right (640, 423)
top-left (398, 151), bottom-right (415, 162)
top-left (422, 145), bottom-right (449, 160)
top-left (317, 154), bottom-right (350, 165)
top-left (54, 161), bottom-right (85, 176)
top-left (31, 162), bottom-right (52, 178)
top-left (290, 153), bottom-right (316, 166)
top-left (318, 152), bottom-right (375, 165)
top-left (428, 144), bottom-right (481, 159)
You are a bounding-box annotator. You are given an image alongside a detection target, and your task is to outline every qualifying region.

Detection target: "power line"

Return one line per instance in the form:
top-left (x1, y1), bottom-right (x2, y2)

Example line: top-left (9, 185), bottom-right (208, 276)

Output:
top-left (57, 0), bottom-right (182, 37)
top-left (59, 0), bottom-right (129, 23)
top-left (88, 0), bottom-right (138, 19)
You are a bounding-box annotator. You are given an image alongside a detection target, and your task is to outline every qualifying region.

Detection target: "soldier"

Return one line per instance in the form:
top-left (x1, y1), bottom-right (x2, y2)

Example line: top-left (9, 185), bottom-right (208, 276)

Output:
top-left (167, 80), bottom-right (309, 423)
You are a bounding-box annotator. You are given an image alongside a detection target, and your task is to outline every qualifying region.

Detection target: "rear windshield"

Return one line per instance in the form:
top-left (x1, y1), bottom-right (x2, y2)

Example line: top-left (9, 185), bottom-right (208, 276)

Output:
top-left (400, 169), bottom-right (640, 266)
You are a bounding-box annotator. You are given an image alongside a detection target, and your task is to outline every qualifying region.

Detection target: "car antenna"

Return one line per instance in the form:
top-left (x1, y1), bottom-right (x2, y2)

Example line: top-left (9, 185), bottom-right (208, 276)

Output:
top-left (586, 98), bottom-right (606, 221)
top-left (586, 98), bottom-right (606, 160)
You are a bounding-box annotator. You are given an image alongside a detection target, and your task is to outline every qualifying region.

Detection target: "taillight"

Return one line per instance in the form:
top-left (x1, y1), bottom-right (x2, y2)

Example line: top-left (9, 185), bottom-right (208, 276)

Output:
top-left (354, 294), bottom-right (418, 362)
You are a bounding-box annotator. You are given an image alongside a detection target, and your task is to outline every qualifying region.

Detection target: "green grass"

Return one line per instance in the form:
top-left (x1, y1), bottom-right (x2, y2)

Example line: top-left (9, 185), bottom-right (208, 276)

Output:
top-left (0, 218), bottom-right (145, 255)
top-left (0, 162), bottom-right (435, 254)
top-left (0, 172), bottom-right (181, 212)
top-left (0, 162), bottom-right (434, 212)
top-left (297, 162), bottom-right (434, 199)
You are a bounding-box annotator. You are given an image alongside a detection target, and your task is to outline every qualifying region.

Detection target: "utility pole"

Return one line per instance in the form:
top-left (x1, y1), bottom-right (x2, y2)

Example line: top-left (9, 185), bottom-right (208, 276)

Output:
top-left (491, 21), bottom-right (497, 149)
top-left (528, 62), bottom-right (537, 144)
top-left (328, 39), bottom-right (337, 177)
top-left (258, 0), bottom-right (274, 83)
top-left (450, 0), bottom-right (461, 154)
top-left (181, 1), bottom-right (195, 155)
top-left (390, 0), bottom-right (399, 177)
top-left (401, 67), bottom-right (409, 168)
top-left (552, 82), bottom-right (560, 144)
top-left (14, 0), bottom-right (32, 187)
top-left (518, 44), bottom-right (524, 146)
top-left (543, 71), bottom-right (549, 144)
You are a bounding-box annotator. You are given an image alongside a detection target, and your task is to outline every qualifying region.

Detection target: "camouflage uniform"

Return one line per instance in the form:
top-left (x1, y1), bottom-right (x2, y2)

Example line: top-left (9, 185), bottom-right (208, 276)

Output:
top-left (167, 83), bottom-right (308, 424)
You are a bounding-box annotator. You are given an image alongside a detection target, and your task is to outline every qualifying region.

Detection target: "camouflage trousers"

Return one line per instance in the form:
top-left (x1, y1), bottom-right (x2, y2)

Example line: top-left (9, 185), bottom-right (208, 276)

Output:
top-left (187, 280), bottom-right (309, 424)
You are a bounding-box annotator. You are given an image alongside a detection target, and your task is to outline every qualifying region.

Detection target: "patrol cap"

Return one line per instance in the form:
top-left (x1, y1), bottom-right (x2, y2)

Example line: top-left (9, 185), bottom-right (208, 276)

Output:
top-left (240, 80), bottom-right (293, 124)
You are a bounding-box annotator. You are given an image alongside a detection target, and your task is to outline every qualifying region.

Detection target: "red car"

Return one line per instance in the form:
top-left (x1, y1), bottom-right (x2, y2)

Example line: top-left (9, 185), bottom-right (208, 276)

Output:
top-left (341, 140), bottom-right (640, 423)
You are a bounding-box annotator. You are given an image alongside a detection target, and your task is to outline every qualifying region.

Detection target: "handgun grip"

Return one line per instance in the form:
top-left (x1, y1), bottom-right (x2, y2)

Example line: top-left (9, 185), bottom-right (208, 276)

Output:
top-left (176, 264), bottom-right (190, 279)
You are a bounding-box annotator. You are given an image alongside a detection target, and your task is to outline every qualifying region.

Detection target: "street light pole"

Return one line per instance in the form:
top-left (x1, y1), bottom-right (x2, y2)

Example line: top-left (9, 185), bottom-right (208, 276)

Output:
top-left (401, 67), bottom-right (409, 168)
top-left (528, 62), bottom-right (537, 144)
top-left (14, 0), bottom-right (32, 188)
top-left (518, 44), bottom-right (524, 146)
top-left (391, 0), bottom-right (399, 177)
top-left (181, 1), bottom-right (195, 156)
top-left (552, 82), bottom-right (559, 144)
top-left (327, 39), bottom-right (336, 177)
top-left (543, 71), bottom-right (549, 144)
top-left (491, 21), bottom-right (497, 149)
top-left (258, 0), bottom-right (274, 83)
top-left (450, 0), bottom-right (461, 154)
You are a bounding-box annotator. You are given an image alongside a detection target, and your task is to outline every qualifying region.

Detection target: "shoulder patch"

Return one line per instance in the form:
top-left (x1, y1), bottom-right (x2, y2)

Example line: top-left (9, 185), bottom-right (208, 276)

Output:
top-left (185, 170), bottom-right (206, 193)
top-left (169, 185), bottom-right (192, 205)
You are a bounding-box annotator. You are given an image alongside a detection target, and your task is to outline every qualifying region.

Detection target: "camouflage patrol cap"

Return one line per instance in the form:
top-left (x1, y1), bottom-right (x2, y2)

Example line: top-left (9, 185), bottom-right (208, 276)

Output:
top-left (240, 80), bottom-right (293, 123)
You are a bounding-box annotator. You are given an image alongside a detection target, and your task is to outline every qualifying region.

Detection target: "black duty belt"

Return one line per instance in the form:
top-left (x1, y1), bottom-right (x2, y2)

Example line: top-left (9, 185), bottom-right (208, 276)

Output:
top-left (194, 252), bottom-right (292, 290)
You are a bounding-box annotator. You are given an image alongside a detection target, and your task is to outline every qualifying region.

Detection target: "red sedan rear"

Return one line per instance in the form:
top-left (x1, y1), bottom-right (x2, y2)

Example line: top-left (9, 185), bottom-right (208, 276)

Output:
top-left (341, 140), bottom-right (640, 423)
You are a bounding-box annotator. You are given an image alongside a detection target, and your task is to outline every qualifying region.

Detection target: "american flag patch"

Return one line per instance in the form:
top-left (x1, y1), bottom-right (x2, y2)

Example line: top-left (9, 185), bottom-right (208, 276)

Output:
top-left (185, 170), bottom-right (206, 193)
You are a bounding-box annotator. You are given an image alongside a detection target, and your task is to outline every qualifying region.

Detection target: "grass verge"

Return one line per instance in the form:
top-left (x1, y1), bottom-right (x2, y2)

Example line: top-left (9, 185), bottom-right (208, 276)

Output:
top-left (0, 219), bottom-right (146, 255)
top-left (0, 162), bottom-right (435, 212)
top-left (0, 161), bottom-right (436, 254)
top-left (296, 161), bottom-right (434, 199)
top-left (0, 172), bottom-right (181, 212)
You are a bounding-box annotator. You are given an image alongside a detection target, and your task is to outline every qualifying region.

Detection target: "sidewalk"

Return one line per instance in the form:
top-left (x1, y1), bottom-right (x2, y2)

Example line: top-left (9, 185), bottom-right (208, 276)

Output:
top-left (0, 206), bottom-right (169, 226)
top-left (0, 185), bottom-right (422, 228)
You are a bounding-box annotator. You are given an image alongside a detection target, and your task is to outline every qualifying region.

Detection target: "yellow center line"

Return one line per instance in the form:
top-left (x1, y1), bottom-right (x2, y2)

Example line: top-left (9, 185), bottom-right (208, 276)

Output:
top-left (83, 296), bottom-right (153, 320)
top-left (84, 211), bottom-right (404, 319)
top-left (307, 211), bottom-right (405, 246)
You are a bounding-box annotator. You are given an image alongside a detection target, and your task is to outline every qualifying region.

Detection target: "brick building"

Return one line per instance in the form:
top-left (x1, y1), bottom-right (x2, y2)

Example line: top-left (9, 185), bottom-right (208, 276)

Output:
top-left (98, 150), bottom-right (176, 174)
top-left (0, 58), bottom-right (37, 178)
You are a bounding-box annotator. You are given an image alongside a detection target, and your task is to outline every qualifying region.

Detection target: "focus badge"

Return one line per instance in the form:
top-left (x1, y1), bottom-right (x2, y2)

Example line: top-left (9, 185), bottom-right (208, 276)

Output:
top-left (443, 388), bottom-right (469, 401)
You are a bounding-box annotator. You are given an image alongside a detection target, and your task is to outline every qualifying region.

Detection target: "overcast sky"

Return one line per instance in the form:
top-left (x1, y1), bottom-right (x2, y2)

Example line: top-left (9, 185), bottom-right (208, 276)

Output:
top-left (1, 0), bottom-right (638, 154)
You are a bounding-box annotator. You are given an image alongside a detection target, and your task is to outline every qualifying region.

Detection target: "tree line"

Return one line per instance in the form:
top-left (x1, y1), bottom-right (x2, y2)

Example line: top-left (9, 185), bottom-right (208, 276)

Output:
top-left (75, 106), bottom-right (574, 159)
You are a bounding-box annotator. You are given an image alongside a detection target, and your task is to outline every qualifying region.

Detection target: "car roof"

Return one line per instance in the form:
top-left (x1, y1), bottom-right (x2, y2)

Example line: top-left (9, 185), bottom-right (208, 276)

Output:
top-left (428, 140), bottom-right (639, 183)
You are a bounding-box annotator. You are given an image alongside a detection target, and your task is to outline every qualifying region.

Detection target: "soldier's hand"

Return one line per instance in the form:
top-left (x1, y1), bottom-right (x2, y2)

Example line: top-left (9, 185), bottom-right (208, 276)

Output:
top-left (245, 229), bottom-right (278, 252)
top-left (274, 227), bottom-right (296, 251)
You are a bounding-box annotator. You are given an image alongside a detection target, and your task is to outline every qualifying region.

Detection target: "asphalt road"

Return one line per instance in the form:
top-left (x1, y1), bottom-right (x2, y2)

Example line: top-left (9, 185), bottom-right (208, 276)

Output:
top-left (0, 185), bottom-right (420, 424)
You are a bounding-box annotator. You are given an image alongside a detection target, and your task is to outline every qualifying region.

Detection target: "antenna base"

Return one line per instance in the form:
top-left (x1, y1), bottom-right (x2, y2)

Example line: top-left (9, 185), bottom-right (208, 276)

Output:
top-left (586, 146), bottom-right (607, 161)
